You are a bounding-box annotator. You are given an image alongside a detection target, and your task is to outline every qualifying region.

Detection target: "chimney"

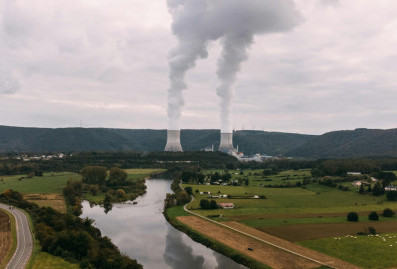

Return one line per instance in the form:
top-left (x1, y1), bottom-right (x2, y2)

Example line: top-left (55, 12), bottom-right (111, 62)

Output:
top-left (164, 130), bottom-right (183, 152)
top-left (218, 132), bottom-right (235, 153)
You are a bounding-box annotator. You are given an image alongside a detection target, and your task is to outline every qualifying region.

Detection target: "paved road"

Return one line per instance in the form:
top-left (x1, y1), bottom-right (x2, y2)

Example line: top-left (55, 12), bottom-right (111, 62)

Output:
top-left (0, 203), bottom-right (33, 269)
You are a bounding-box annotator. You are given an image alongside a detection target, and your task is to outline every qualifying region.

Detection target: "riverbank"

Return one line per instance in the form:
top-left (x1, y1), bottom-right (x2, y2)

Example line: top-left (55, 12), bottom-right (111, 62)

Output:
top-left (164, 204), bottom-right (269, 268)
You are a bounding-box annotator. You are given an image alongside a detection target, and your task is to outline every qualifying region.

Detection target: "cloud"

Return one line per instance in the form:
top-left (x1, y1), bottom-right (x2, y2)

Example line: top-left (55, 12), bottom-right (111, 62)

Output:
top-left (0, 64), bottom-right (20, 94)
top-left (0, 0), bottom-right (396, 134)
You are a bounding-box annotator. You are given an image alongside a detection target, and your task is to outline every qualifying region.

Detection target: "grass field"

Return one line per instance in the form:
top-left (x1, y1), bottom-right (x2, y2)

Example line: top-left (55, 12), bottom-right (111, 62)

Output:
top-left (31, 252), bottom-right (79, 269)
top-left (183, 183), bottom-right (397, 217)
top-left (0, 172), bottom-right (80, 194)
top-left (299, 233), bottom-right (397, 269)
top-left (204, 169), bottom-right (311, 187)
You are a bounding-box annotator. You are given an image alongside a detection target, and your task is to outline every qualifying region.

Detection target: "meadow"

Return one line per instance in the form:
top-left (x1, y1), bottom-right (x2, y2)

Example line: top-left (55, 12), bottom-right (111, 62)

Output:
top-left (0, 172), bottom-right (80, 194)
top-left (299, 233), bottom-right (397, 269)
top-left (184, 182), bottom-right (397, 216)
top-left (179, 168), bottom-right (397, 268)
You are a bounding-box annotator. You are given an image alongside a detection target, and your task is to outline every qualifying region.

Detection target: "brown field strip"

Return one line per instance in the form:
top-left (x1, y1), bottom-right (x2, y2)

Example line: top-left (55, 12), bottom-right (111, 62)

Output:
top-left (178, 216), bottom-right (322, 269)
top-left (0, 209), bottom-right (12, 268)
top-left (224, 221), bottom-right (361, 269)
top-left (261, 221), bottom-right (397, 241)
top-left (24, 193), bottom-right (67, 213)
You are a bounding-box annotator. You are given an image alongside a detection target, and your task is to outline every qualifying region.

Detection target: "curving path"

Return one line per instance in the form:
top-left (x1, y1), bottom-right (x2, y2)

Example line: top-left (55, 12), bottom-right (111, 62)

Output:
top-left (182, 195), bottom-right (361, 269)
top-left (0, 203), bottom-right (33, 269)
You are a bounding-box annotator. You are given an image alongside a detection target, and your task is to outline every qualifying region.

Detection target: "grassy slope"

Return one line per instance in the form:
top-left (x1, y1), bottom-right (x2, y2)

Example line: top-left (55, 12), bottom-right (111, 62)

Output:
top-left (0, 172), bottom-right (80, 194)
top-left (299, 233), bottom-right (397, 269)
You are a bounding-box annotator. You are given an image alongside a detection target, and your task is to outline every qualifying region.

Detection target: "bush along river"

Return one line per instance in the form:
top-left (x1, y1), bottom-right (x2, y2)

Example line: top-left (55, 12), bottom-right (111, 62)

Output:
top-left (81, 178), bottom-right (246, 269)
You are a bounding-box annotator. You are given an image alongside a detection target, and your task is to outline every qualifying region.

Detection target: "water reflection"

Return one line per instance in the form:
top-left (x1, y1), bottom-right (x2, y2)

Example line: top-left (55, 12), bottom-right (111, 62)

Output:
top-left (81, 179), bottom-right (246, 269)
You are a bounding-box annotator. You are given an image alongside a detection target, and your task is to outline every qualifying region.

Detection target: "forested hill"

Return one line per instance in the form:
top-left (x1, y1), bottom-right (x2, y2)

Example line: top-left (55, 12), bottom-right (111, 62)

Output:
top-left (0, 126), bottom-right (313, 155)
top-left (287, 128), bottom-right (397, 158)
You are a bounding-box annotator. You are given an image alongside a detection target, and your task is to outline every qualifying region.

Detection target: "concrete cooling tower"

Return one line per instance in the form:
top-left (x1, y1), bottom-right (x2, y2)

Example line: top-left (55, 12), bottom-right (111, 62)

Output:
top-left (218, 132), bottom-right (236, 153)
top-left (164, 130), bottom-right (183, 152)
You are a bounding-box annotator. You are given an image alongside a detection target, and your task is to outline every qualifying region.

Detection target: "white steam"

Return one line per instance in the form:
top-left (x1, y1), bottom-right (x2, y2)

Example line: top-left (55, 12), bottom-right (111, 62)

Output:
top-left (167, 0), bottom-right (301, 131)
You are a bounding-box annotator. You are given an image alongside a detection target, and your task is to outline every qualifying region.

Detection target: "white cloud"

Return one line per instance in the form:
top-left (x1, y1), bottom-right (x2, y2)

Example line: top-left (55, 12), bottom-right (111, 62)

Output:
top-left (0, 0), bottom-right (396, 134)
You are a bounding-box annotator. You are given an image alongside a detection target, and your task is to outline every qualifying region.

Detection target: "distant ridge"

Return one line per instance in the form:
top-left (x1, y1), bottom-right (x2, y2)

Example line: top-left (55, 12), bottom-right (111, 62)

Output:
top-left (0, 126), bottom-right (313, 155)
top-left (2, 126), bottom-right (397, 158)
top-left (287, 128), bottom-right (397, 158)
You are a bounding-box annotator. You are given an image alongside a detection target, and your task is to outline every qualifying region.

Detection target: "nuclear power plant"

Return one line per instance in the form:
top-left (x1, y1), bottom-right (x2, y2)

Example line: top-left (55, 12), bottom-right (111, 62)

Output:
top-left (218, 132), bottom-right (236, 153)
top-left (164, 129), bottom-right (237, 154)
top-left (164, 130), bottom-right (183, 152)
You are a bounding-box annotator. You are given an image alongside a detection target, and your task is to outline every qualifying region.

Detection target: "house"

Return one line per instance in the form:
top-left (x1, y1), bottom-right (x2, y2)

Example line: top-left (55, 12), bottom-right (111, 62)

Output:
top-left (385, 185), bottom-right (397, 191)
top-left (352, 181), bottom-right (362, 186)
top-left (371, 177), bottom-right (379, 182)
top-left (218, 203), bottom-right (234, 209)
top-left (347, 172), bottom-right (362, 176)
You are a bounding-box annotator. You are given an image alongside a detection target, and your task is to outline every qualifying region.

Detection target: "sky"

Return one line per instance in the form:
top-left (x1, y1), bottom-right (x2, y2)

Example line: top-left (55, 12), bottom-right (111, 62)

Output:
top-left (0, 0), bottom-right (396, 135)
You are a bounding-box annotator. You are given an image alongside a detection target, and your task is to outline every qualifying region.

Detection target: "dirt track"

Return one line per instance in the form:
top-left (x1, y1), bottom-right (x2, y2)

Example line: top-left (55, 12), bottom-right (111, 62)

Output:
top-left (177, 216), bottom-right (361, 269)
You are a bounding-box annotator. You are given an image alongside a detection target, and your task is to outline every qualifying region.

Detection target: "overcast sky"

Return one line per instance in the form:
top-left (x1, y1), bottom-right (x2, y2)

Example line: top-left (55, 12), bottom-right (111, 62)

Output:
top-left (0, 0), bottom-right (396, 135)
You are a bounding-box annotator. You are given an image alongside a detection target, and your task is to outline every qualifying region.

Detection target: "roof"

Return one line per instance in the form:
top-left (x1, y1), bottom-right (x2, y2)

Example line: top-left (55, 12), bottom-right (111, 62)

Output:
top-left (219, 203), bottom-right (234, 207)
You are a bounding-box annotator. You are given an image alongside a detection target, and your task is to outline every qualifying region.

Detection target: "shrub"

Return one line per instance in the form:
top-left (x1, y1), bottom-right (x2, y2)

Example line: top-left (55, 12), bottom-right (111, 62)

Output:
top-left (382, 208), bottom-right (395, 217)
top-left (386, 191), bottom-right (397, 201)
top-left (368, 211), bottom-right (379, 221)
top-left (368, 227), bottom-right (376, 235)
top-left (347, 212), bottom-right (359, 222)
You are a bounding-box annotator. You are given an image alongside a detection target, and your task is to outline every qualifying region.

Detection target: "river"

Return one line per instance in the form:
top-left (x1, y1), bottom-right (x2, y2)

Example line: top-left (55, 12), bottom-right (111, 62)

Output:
top-left (81, 178), bottom-right (246, 269)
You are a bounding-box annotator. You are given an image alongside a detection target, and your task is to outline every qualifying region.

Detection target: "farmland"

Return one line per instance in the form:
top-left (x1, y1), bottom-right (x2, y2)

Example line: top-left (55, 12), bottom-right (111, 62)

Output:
top-left (178, 168), bottom-right (397, 268)
top-left (0, 209), bottom-right (12, 269)
top-left (299, 233), bottom-right (397, 269)
top-left (0, 172), bottom-right (80, 194)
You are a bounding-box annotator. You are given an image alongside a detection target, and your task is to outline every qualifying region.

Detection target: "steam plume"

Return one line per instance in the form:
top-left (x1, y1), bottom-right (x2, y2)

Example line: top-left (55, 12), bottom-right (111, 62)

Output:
top-left (167, 0), bottom-right (301, 131)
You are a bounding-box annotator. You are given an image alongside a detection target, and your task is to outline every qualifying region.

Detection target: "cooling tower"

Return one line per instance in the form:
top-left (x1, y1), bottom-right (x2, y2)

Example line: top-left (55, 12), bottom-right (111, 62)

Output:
top-left (218, 132), bottom-right (235, 153)
top-left (164, 130), bottom-right (183, 152)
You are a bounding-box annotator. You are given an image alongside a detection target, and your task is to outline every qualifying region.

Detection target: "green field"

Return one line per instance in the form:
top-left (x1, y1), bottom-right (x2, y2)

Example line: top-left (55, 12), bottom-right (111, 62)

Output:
top-left (299, 233), bottom-right (397, 269)
top-left (0, 172), bottom-right (80, 194)
top-left (183, 182), bottom-right (397, 216)
top-left (204, 168), bottom-right (311, 187)
top-left (240, 215), bottom-right (397, 227)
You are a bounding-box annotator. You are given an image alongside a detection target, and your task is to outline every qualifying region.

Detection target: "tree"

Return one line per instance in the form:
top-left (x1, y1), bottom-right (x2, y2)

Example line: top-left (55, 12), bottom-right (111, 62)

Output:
top-left (347, 212), bottom-right (359, 222)
top-left (367, 184), bottom-right (372, 192)
top-left (184, 186), bottom-right (193, 196)
top-left (358, 184), bottom-right (365, 194)
top-left (116, 189), bottom-right (127, 199)
top-left (108, 167), bottom-right (127, 186)
top-left (82, 166), bottom-right (107, 185)
top-left (89, 185), bottom-right (99, 196)
top-left (176, 191), bottom-right (190, 205)
top-left (210, 200), bottom-right (217, 209)
top-left (368, 211), bottom-right (379, 221)
top-left (199, 199), bottom-right (210, 209)
top-left (382, 208), bottom-right (395, 217)
top-left (372, 182), bottom-right (383, 196)
top-left (386, 191), bottom-right (397, 201)
top-left (368, 227), bottom-right (376, 235)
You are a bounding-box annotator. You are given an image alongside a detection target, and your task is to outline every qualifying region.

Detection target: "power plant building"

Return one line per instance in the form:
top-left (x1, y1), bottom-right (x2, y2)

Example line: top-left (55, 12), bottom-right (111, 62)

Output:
top-left (164, 130), bottom-right (183, 152)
